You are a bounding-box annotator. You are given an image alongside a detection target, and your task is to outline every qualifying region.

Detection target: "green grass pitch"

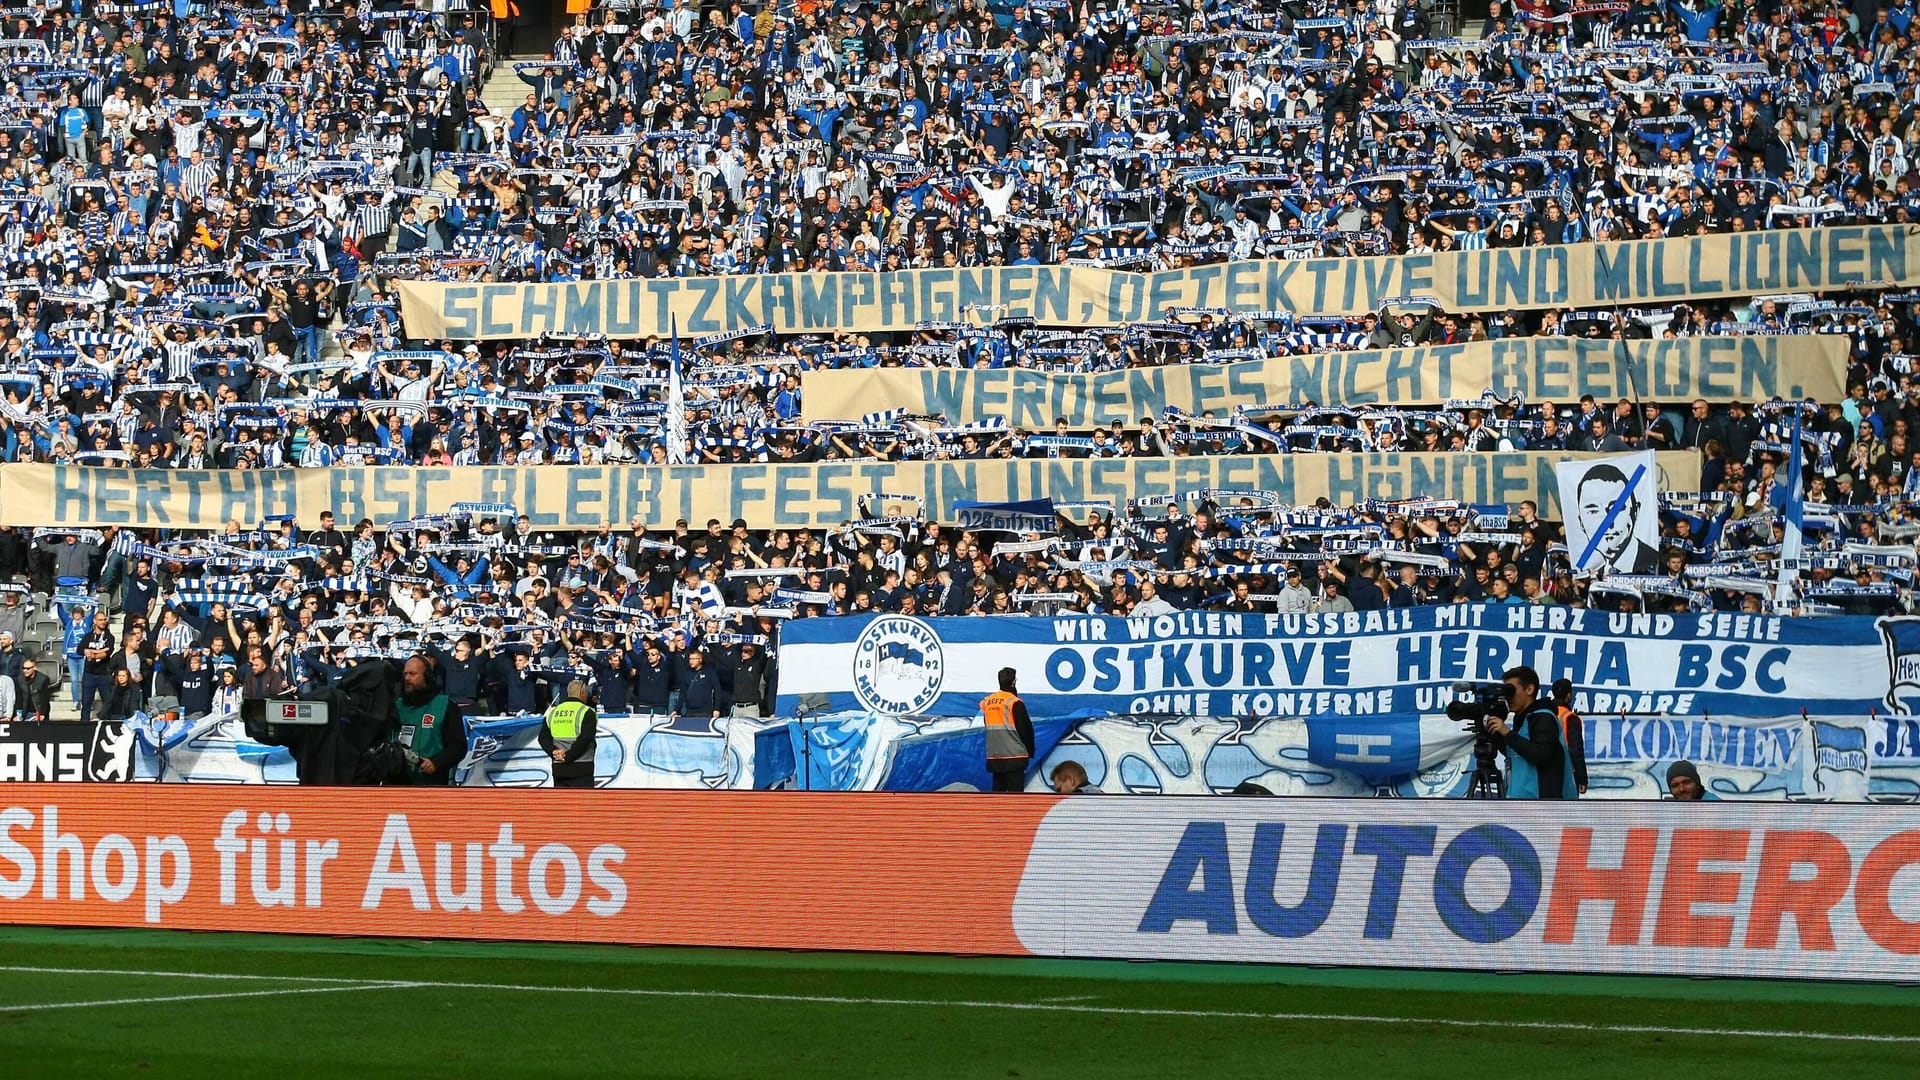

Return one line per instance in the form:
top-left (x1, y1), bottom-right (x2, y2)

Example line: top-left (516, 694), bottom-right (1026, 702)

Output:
top-left (0, 926), bottom-right (1914, 1078)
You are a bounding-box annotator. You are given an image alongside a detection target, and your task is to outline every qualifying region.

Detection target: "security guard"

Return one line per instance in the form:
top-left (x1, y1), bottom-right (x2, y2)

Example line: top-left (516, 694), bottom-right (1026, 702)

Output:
top-left (539, 679), bottom-right (598, 788)
top-left (1551, 677), bottom-right (1589, 797)
top-left (491, 0), bottom-right (521, 55)
top-left (979, 667), bottom-right (1035, 792)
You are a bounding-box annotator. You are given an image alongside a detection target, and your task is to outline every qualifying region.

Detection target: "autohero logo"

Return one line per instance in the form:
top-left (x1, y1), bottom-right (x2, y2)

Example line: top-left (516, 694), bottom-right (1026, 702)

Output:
top-left (851, 616), bottom-right (945, 715)
top-left (1011, 802), bottom-right (1920, 980)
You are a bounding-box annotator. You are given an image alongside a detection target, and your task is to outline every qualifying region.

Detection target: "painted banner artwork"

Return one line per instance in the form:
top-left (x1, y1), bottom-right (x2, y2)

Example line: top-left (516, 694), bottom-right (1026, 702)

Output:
top-left (1031, 713), bottom-right (1920, 801)
top-left (95, 706), bottom-right (1920, 802)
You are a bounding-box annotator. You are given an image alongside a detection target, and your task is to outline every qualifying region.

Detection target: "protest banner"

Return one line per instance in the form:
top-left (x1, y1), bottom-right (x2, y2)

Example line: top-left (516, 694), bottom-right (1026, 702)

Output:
top-left (0, 452), bottom-right (1700, 530)
top-left (2, 786), bottom-right (1916, 980)
top-left (801, 336), bottom-right (1850, 425)
top-left (775, 609), bottom-right (1900, 721)
top-left (397, 226), bottom-right (1920, 338)
top-left (1558, 451), bottom-right (1664, 574)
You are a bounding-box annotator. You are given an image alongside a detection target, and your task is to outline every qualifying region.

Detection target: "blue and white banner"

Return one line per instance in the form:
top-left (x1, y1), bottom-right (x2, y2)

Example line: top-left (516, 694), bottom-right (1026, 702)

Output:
top-left (1035, 715), bottom-right (1474, 797)
top-left (953, 498), bottom-right (1057, 534)
top-left (767, 713), bottom-right (1079, 792)
top-left (97, 706), bottom-right (1920, 800)
top-left (1031, 713), bottom-right (1919, 801)
top-left (778, 611), bottom-right (1909, 720)
top-left (117, 709), bottom-right (1070, 793)
top-left (124, 712), bottom-right (784, 790)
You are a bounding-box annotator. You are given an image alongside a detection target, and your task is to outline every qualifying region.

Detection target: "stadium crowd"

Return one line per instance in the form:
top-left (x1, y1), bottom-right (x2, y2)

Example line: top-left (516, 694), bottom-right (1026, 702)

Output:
top-left (0, 0), bottom-right (1916, 722)
top-left (1, 0), bottom-right (1918, 472)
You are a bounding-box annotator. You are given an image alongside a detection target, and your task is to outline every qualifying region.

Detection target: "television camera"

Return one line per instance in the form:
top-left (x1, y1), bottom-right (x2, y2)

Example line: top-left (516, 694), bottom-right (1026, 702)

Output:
top-left (1445, 681), bottom-right (1511, 799)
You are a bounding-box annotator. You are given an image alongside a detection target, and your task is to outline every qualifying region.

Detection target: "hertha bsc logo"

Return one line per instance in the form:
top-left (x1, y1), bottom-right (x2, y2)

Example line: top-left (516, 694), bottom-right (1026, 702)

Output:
top-left (851, 616), bottom-right (945, 716)
top-left (1877, 616), bottom-right (1920, 715)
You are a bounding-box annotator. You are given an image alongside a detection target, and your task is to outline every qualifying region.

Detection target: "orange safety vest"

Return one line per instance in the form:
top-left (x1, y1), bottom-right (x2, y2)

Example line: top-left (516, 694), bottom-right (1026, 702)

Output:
top-left (1556, 703), bottom-right (1584, 793)
top-left (490, 0), bottom-right (519, 18)
top-left (981, 690), bottom-right (1026, 760)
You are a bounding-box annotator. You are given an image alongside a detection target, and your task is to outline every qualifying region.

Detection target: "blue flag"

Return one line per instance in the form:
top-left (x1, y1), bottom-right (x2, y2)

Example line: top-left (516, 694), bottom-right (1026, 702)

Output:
top-left (666, 316), bottom-right (688, 464)
top-left (1304, 714), bottom-right (1426, 784)
top-left (953, 498), bottom-right (1057, 533)
top-left (1878, 618), bottom-right (1920, 715)
top-left (1775, 410), bottom-right (1805, 605)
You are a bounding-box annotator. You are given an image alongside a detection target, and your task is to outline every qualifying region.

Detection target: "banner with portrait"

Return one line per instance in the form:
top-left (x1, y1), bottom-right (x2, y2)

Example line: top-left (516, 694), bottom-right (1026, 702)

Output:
top-left (0, 453), bottom-right (1701, 529)
top-left (1556, 451), bottom-right (1664, 574)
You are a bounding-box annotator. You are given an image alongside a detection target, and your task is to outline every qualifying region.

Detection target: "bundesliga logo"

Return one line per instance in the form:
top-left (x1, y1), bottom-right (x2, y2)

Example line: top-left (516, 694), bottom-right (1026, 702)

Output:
top-left (850, 616), bottom-right (945, 716)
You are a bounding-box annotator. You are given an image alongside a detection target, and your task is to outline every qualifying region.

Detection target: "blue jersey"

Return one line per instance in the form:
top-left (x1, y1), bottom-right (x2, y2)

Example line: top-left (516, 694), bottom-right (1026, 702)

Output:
top-left (60, 601), bottom-right (95, 654)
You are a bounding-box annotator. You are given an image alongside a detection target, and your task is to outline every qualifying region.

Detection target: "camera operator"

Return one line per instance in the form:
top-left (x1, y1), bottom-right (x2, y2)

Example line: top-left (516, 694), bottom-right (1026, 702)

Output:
top-left (395, 654), bottom-right (469, 787)
top-left (1484, 666), bottom-right (1576, 799)
top-left (247, 652), bottom-right (454, 786)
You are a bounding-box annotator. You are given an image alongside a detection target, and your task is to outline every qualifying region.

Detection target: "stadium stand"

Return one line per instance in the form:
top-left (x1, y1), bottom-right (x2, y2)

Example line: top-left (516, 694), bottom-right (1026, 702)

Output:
top-left (0, 0), bottom-right (1916, 731)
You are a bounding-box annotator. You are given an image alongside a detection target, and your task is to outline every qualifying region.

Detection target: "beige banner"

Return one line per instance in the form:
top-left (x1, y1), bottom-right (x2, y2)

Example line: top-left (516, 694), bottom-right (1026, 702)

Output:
top-left (397, 225), bottom-right (1919, 339)
top-left (0, 454), bottom-right (1700, 530)
top-left (801, 336), bottom-right (1848, 425)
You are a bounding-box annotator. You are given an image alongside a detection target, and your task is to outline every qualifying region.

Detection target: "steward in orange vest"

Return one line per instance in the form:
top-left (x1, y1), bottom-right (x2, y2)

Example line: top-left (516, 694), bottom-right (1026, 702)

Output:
top-left (980, 667), bottom-right (1035, 793)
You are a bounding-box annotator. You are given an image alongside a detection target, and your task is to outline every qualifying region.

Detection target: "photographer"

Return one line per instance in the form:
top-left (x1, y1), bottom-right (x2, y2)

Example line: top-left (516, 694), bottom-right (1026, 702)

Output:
top-left (1485, 666), bottom-right (1576, 799)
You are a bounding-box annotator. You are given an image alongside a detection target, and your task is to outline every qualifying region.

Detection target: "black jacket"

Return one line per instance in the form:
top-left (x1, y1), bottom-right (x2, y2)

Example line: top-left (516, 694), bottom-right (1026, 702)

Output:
top-left (679, 667), bottom-right (727, 717)
top-left (629, 651), bottom-right (672, 710)
top-left (102, 680), bottom-right (143, 723)
top-left (15, 669), bottom-right (52, 720)
top-left (725, 649), bottom-right (768, 709)
top-left (1560, 706), bottom-right (1589, 792)
top-left (161, 654), bottom-right (215, 716)
top-left (307, 527), bottom-right (349, 557)
top-left (1492, 705), bottom-right (1568, 799)
top-left (427, 643), bottom-right (486, 705)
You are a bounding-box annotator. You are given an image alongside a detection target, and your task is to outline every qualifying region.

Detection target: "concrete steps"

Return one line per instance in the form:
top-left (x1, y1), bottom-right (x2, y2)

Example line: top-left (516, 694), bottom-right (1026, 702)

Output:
top-left (480, 61), bottom-right (533, 114)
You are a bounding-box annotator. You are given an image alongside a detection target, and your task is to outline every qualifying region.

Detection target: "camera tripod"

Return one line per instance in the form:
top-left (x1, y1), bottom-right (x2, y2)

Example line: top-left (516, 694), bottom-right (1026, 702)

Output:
top-left (1464, 735), bottom-right (1506, 799)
